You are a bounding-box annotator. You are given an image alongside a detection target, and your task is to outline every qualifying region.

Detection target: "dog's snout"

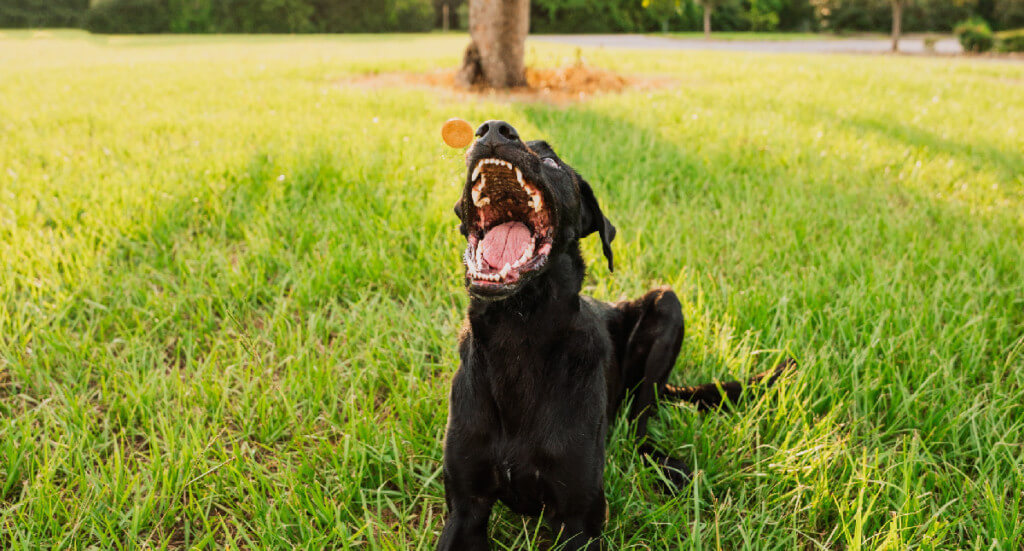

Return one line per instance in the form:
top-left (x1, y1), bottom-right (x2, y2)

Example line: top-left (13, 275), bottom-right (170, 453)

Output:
top-left (475, 120), bottom-right (520, 147)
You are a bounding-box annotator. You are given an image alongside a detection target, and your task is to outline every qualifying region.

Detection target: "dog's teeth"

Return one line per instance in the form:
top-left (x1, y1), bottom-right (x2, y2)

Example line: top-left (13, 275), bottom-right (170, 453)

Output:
top-left (472, 178), bottom-right (490, 207)
top-left (515, 167), bottom-right (524, 187)
top-left (500, 263), bottom-right (511, 278)
top-left (513, 243), bottom-right (532, 268)
top-left (472, 161), bottom-right (484, 182)
top-left (472, 187), bottom-right (490, 207)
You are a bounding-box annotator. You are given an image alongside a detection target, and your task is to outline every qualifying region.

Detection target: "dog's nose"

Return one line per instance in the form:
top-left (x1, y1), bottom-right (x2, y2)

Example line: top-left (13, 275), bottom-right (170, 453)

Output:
top-left (475, 120), bottom-right (520, 147)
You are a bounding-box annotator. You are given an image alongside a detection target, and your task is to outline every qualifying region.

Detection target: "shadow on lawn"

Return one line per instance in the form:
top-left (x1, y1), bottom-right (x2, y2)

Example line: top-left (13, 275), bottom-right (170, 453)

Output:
top-left (838, 114), bottom-right (1024, 182)
top-left (507, 101), bottom-right (1024, 546)
top-left (6, 94), bottom-right (1022, 548)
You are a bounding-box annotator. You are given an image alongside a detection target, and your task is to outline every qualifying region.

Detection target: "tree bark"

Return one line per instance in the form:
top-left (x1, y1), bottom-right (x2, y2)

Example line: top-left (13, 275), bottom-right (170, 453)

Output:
top-left (703, 3), bottom-right (712, 39)
top-left (891, 0), bottom-right (903, 53)
top-left (456, 0), bottom-right (530, 89)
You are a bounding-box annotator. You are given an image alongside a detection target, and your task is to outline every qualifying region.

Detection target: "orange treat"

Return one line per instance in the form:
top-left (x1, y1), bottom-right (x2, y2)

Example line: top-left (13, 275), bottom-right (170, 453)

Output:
top-left (442, 118), bottom-right (474, 148)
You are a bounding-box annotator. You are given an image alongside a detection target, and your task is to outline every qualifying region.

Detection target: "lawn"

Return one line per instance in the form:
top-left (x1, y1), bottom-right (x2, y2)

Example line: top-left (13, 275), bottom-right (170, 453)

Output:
top-left (1, 30), bottom-right (1023, 550)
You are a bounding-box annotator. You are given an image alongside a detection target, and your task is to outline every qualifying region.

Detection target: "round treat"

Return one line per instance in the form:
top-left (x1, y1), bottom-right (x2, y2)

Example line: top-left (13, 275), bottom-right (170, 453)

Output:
top-left (442, 118), bottom-right (474, 148)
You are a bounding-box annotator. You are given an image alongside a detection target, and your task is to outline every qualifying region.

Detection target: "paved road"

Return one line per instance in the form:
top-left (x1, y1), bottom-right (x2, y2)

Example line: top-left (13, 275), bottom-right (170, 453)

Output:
top-left (533, 34), bottom-right (963, 55)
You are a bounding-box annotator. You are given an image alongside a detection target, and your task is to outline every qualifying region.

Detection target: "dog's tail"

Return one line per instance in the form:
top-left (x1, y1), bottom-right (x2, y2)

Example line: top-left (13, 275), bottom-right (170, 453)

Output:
top-left (662, 357), bottom-right (797, 412)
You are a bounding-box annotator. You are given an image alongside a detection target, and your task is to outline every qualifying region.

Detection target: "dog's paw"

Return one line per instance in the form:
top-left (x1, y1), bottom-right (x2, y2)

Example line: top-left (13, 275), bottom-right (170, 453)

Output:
top-left (648, 453), bottom-right (691, 493)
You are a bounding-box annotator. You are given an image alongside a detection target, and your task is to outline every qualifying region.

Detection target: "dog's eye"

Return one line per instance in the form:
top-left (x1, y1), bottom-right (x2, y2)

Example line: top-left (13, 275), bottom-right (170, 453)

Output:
top-left (542, 158), bottom-right (559, 169)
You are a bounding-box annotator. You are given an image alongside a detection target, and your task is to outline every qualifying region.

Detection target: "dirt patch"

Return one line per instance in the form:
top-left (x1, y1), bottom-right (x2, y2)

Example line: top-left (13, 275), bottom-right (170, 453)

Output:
top-left (343, 64), bottom-right (673, 103)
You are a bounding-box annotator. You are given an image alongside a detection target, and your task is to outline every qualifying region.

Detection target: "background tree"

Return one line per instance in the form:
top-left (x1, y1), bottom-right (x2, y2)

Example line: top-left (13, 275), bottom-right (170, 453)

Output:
top-left (812, 0), bottom-right (977, 34)
top-left (891, 0), bottom-right (905, 51)
top-left (695, 0), bottom-right (734, 38)
top-left (642, 0), bottom-right (683, 32)
top-left (456, 0), bottom-right (530, 89)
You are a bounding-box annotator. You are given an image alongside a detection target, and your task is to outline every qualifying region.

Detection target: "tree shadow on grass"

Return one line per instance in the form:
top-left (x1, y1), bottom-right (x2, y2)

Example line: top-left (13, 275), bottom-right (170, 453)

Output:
top-left (507, 101), bottom-right (1024, 548)
top-left (835, 113), bottom-right (1024, 182)
top-left (4, 91), bottom-right (1022, 548)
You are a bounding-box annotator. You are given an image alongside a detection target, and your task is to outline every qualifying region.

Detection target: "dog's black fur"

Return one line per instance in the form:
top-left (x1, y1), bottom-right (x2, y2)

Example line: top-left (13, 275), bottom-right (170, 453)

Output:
top-left (438, 121), bottom-right (794, 551)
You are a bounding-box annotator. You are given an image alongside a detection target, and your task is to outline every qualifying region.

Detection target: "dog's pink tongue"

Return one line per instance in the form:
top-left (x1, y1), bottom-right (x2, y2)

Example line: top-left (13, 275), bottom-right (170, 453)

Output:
top-left (480, 221), bottom-right (531, 269)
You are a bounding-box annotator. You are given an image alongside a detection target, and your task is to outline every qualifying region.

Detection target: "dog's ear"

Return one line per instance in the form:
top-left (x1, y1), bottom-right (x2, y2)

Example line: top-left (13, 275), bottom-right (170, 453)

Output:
top-left (578, 176), bottom-right (616, 272)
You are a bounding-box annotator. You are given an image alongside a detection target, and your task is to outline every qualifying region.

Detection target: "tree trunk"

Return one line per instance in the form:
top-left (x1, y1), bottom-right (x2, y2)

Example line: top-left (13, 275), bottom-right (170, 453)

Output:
top-left (703, 4), bottom-right (712, 39)
top-left (891, 0), bottom-right (903, 53)
top-left (456, 0), bottom-right (530, 89)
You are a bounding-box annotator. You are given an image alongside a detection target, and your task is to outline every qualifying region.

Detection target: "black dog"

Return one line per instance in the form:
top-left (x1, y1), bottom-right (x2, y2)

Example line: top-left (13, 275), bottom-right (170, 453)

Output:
top-left (438, 121), bottom-right (793, 551)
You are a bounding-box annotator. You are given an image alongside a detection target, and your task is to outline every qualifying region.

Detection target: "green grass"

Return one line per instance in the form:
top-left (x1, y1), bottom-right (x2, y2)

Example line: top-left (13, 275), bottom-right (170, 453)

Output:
top-left (2, 31), bottom-right (1023, 550)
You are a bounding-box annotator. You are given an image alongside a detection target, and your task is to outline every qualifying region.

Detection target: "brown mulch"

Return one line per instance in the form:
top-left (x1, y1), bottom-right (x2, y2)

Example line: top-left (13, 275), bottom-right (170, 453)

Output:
top-left (343, 64), bottom-right (672, 103)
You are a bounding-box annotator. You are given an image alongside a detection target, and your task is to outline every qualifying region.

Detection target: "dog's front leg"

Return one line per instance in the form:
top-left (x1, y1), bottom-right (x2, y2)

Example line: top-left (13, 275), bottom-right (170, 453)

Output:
top-left (436, 492), bottom-right (493, 551)
top-left (550, 492), bottom-right (607, 551)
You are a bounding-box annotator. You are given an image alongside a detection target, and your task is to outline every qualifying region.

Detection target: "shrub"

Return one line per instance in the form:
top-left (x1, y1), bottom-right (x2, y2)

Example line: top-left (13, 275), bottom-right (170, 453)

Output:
top-left (995, 29), bottom-right (1024, 52)
top-left (311, 0), bottom-right (433, 32)
top-left (747, 0), bottom-right (782, 31)
top-left (166, 0), bottom-right (217, 32)
top-left (923, 35), bottom-right (937, 53)
top-left (0, 0), bottom-right (88, 28)
top-left (83, 0), bottom-right (169, 33)
top-left (216, 0), bottom-right (315, 33)
top-left (813, 0), bottom-right (977, 34)
top-left (391, 0), bottom-right (434, 32)
top-left (954, 17), bottom-right (995, 53)
top-left (994, 0), bottom-right (1024, 30)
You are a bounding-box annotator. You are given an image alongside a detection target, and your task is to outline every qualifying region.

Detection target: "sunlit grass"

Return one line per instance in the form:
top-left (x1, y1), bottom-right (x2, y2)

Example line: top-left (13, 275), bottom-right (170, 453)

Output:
top-left (1, 32), bottom-right (1023, 549)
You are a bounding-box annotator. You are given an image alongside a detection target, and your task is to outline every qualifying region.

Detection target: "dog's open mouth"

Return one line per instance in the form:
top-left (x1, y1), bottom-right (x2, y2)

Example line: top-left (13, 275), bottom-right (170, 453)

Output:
top-left (464, 158), bottom-right (553, 287)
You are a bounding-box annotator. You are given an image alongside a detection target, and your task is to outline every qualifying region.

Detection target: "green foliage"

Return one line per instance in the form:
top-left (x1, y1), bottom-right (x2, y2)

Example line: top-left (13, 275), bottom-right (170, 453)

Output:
top-left (2, 0), bottom-right (995, 34)
top-left (215, 0), bottom-right (316, 33)
top-left (456, 1), bottom-right (469, 29)
top-left (812, 0), bottom-right (980, 33)
top-left (311, 0), bottom-right (434, 33)
top-left (993, 0), bottom-right (1024, 29)
top-left (995, 27), bottom-right (1024, 50)
top-left (643, 0), bottom-right (684, 31)
top-left (955, 16), bottom-right (995, 51)
top-left (533, 0), bottom-right (653, 33)
top-left (166, 0), bottom-right (216, 32)
top-left (748, 0), bottom-right (783, 30)
top-left (0, 0), bottom-right (87, 28)
top-left (83, 0), bottom-right (169, 33)
top-left (74, 0), bottom-right (435, 33)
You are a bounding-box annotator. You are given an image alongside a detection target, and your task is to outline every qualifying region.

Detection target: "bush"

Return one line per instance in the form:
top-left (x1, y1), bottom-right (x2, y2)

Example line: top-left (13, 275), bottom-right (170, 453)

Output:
top-left (83, 0), bottom-right (169, 33)
top-left (993, 0), bottom-right (1024, 30)
top-left (995, 28), bottom-right (1024, 52)
top-left (532, 0), bottom-right (651, 33)
top-left (955, 17), bottom-right (995, 53)
top-left (391, 0), bottom-right (435, 32)
top-left (311, 0), bottom-right (434, 32)
top-left (166, 0), bottom-right (217, 32)
top-left (923, 35), bottom-right (938, 53)
top-left (214, 0), bottom-right (315, 33)
top-left (814, 0), bottom-right (977, 34)
top-left (0, 0), bottom-right (87, 28)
